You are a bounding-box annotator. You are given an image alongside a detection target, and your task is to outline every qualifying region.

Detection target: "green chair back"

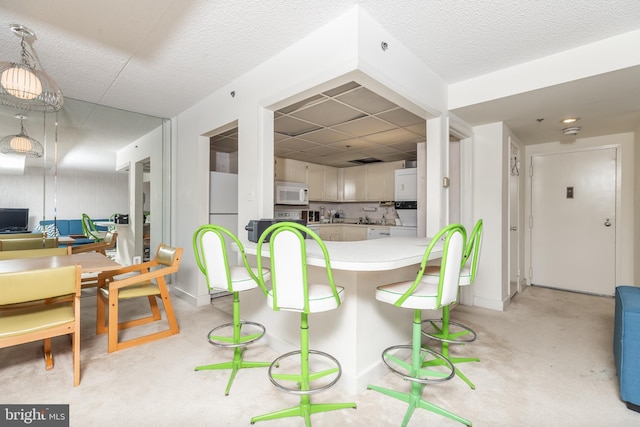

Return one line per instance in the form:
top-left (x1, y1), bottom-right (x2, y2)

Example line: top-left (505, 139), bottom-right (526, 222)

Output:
top-left (256, 221), bottom-right (341, 313)
top-left (393, 223), bottom-right (466, 308)
top-left (463, 219), bottom-right (483, 284)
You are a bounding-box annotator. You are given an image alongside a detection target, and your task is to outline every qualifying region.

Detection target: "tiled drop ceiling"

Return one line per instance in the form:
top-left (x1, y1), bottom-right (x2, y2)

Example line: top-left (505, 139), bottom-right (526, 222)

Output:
top-left (210, 81), bottom-right (426, 167)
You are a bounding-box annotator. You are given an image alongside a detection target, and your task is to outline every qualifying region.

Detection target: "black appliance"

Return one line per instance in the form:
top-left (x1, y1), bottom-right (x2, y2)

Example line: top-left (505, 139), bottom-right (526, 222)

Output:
top-left (245, 219), bottom-right (306, 243)
top-left (114, 214), bottom-right (129, 224)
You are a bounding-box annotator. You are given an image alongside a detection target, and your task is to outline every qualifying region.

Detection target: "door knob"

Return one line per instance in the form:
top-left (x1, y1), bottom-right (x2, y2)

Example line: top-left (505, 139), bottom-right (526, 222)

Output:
top-left (604, 219), bottom-right (612, 227)
top-left (510, 226), bottom-right (517, 231)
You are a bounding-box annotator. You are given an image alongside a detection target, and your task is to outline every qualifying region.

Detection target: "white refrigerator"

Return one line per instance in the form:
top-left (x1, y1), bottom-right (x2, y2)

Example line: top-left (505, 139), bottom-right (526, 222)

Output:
top-left (209, 171), bottom-right (239, 272)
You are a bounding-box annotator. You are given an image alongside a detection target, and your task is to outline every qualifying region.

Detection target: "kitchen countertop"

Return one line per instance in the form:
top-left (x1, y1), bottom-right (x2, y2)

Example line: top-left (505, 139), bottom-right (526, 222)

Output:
top-left (242, 235), bottom-right (442, 393)
top-left (244, 236), bottom-right (438, 272)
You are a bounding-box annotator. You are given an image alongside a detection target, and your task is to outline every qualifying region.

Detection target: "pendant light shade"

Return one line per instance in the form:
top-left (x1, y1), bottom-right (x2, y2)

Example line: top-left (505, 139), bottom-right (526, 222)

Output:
top-left (0, 114), bottom-right (44, 157)
top-left (0, 24), bottom-right (63, 112)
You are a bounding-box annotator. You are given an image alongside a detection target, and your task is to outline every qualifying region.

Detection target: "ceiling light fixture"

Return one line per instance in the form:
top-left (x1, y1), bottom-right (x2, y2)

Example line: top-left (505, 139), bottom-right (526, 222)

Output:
top-left (562, 126), bottom-right (582, 136)
top-left (0, 24), bottom-right (63, 112)
top-left (560, 117), bottom-right (580, 124)
top-left (0, 114), bottom-right (44, 157)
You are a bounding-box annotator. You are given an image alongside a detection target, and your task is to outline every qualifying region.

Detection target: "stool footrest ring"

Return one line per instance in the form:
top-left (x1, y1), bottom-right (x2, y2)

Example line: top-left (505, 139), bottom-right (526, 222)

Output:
top-left (421, 319), bottom-right (477, 344)
top-left (206, 320), bottom-right (266, 348)
top-left (382, 345), bottom-right (455, 384)
top-left (268, 349), bottom-right (342, 395)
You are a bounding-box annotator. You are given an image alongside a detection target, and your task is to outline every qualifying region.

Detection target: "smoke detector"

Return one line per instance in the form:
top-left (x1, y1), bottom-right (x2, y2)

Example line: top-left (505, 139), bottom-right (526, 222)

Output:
top-left (562, 126), bottom-right (581, 136)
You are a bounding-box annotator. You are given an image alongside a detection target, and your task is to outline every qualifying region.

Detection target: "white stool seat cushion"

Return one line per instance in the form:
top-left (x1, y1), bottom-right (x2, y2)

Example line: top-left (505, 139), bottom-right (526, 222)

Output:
top-left (211, 266), bottom-right (270, 293)
top-left (376, 280), bottom-right (440, 310)
top-left (423, 265), bottom-right (471, 287)
top-left (268, 284), bottom-right (344, 313)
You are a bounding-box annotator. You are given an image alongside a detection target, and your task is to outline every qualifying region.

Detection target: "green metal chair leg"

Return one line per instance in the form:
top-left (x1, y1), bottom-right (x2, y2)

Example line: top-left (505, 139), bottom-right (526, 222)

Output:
top-left (368, 310), bottom-right (471, 426)
top-left (422, 305), bottom-right (479, 389)
top-left (251, 313), bottom-right (356, 425)
top-left (196, 292), bottom-right (271, 395)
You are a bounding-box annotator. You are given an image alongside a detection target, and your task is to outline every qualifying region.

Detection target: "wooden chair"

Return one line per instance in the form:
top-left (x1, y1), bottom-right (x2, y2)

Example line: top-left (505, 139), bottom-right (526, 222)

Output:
top-left (71, 231), bottom-right (117, 255)
top-left (96, 244), bottom-right (181, 353)
top-left (0, 233), bottom-right (44, 239)
top-left (72, 231), bottom-right (118, 289)
top-left (0, 265), bottom-right (82, 386)
top-left (0, 247), bottom-right (71, 260)
top-left (0, 237), bottom-right (58, 251)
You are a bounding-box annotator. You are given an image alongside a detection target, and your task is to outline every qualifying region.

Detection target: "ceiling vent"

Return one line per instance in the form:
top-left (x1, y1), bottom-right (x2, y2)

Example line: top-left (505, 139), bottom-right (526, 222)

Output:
top-left (348, 157), bottom-right (383, 165)
top-left (562, 126), bottom-right (581, 136)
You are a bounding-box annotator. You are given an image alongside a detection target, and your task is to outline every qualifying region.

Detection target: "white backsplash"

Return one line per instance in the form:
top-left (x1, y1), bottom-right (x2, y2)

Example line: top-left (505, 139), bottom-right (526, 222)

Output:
top-left (309, 202), bottom-right (398, 223)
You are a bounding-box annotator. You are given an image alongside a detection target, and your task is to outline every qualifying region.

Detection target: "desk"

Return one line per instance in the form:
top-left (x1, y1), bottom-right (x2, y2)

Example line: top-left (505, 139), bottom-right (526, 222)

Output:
top-left (243, 236), bottom-right (442, 394)
top-left (0, 252), bottom-right (121, 274)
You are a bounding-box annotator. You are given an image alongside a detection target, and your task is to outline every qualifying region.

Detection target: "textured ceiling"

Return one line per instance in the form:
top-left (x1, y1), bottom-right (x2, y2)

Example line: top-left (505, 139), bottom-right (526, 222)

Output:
top-left (1, 1), bottom-right (639, 171)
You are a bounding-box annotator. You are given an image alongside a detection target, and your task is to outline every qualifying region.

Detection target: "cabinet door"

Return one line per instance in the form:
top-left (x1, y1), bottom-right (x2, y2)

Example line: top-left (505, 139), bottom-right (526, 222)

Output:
top-left (342, 226), bottom-right (366, 241)
top-left (365, 163), bottom-right (387, 201)
top-left (395, 168), bottom-right (417, 201)
top-left (324, 166), bottom-right (339, 201)
top-left (320, 225), bottom-right (341, 241)
top-left (307, 163), bottom-right (324, 200)
top-left (274, 157), bottom-right (307, 183)
top-left (343, 166), bottom-right (366, 201)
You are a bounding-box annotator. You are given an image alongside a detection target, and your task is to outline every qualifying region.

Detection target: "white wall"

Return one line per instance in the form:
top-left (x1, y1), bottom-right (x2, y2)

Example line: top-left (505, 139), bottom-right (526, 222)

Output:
top-left (1, 168), bottom-right (128, 229)
top-left (525, 132), bottom-right (635, 288)
top-left (471, 123), bottom-right (510, 310)
top-left (172, 7), bottom-right (449, 306)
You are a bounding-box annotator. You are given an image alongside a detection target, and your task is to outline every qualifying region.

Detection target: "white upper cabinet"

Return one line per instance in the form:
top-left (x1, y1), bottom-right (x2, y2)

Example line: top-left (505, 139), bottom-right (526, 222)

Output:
top-left (365, 161), bottom-right (404, 201)
top-left (394, 167), bottom-right (417, 201)
top-left (274, 157), bottom-right (307, 184)
top-left (307, 163), bottom-right (339, 201)
top-left (342, 166), bottom-right (366, 201)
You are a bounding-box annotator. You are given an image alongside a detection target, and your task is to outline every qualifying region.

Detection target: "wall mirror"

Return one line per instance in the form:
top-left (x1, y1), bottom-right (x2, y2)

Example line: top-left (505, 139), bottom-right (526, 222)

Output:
top-left (0, 96), bottom-right (170, 264)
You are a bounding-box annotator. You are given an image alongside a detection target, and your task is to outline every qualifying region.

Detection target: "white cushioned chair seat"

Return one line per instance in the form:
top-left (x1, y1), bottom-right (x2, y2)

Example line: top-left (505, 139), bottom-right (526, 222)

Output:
top-left (268, 284), bottom-right (344, 313)
top-left (376, 280), bottom-right (440, 310)
top-left (100, 281), bottom-right (161, 299)
top-left (213, 266), bottom-right (270, 293)
top-left (423, 265), bottom-right (471, 287)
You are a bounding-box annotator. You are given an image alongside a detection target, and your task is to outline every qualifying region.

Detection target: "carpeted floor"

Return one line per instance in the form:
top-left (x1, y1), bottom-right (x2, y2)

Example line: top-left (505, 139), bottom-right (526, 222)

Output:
top-left (1, 285), bottom-right (638, 426)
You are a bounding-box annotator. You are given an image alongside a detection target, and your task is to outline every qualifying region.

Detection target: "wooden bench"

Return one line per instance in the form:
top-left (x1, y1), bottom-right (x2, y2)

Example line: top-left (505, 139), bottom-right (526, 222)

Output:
top-left (0, 238), bottom-right (58, 251)
top-left (0, 247), bottom-right (71, 260)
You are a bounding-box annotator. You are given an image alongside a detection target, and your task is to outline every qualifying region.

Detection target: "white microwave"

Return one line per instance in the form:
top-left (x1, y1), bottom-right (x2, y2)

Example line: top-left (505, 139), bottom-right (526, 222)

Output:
top-left (275, 181), bottom-right (309, 205)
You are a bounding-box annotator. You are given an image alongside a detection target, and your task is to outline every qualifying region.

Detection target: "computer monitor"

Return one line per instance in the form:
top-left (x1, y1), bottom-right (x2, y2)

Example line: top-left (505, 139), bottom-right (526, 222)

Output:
top-left (0, 208), bottom-right (29, 232)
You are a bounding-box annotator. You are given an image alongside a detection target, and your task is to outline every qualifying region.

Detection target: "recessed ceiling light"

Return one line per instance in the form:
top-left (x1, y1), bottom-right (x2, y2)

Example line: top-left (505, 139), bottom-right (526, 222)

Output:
top-left (561, 117), bottom-right (580, 124)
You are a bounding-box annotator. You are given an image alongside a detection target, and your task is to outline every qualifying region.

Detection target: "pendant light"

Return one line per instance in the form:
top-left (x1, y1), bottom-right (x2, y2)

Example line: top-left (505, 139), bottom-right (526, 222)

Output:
top-left (0, 24), bottom-right (63, 112)
top-left (0, 114), bottom-right (44, 157)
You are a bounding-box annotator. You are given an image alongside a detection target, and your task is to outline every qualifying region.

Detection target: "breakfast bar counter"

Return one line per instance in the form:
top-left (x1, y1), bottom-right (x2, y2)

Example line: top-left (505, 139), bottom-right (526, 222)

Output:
top-left (243, 236), bottom-right (442, 394)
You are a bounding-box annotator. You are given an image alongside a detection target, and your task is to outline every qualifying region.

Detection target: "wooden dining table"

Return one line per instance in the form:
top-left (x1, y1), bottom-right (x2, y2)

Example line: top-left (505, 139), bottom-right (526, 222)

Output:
top-left (0, 251), bottom-right (121, 370)
top-left (0, 251), bottom-right (121, 274)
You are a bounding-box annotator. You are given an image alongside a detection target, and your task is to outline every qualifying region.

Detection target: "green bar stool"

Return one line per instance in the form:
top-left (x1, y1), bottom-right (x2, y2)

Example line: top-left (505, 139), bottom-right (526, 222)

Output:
top-left (192, 225), bottom-right (272, 395)
top-left (368, 224), bottom-right (472, 427)
top-left (251, 222), bottom-right (356, 426)
top-left (421, 219), bottom-right (483, 389)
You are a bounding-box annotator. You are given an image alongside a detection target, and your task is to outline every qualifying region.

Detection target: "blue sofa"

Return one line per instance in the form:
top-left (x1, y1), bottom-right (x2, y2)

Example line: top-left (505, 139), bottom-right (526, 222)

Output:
top-left (36, 219), bottom-right (109, 246)
top-left (614, 285), bottom-right (640, 412)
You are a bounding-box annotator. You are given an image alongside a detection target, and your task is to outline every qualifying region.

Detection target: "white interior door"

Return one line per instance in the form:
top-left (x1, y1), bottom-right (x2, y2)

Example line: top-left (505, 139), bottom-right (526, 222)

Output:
top-left (509, 141), bottom-right (520, 297)
top-left (530, 148), bottom-right (616, 295)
